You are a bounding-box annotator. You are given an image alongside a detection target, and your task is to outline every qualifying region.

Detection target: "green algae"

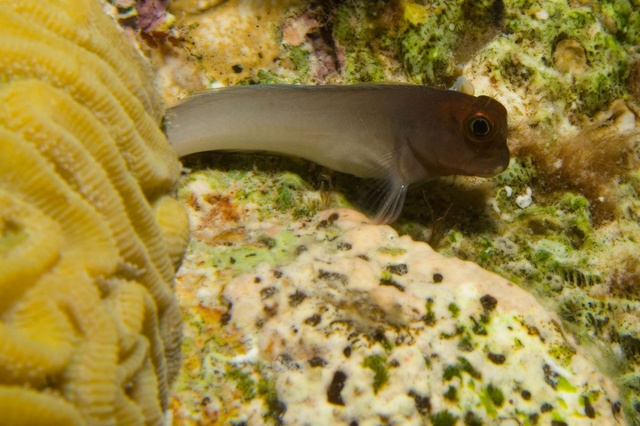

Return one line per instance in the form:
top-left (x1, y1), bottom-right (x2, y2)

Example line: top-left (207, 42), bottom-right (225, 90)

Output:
top-left (257, 376), bottom-right (285, 423)
top-left (181, 154), bottom-right (329, 223)
top-left (443, 357), bottom-right (482, 382)
top-left (444, 385), bottom-right (458, 402)
top-left (253, 69), bottom-right (289, 85)
top-left (480, 383), bottom-right (505, 417)
top-left (362, 354), bottom-right (389, 394)
top-left (493, 157), bottom-right (537, 188)
top-left (427, 180), bottom-right (603, 293)
top-left (599, 0), bottom-right (640, 46)
top-left (332, 0), bottom-right (391, 83)
top-left (448, 302), bottom-right (461, 318)
top-left (398, 2), bottom-right (461, 85)
top-left (548, 342), bottom-right (577, 368)
top-left (457, 334), bottom-right (475, 352)
top-left (252, 0), bottom-right (633, 121)
top-left (430, 410), bottom-right (458, 426)
top-left (377, 246), bottom-right (407, 256)
top-left (556, 376), bottom-right (578, 393)
top-left (424, 298), bottom-right (437, 326)
top-left (479, 1), bottom-right (631, 120)
top-left (330, 0), bottom-right (506, 86)
top-left (464, 411), bottom-right (484, 426)
top-left (227, 367), bottom-right (257, 401)
top-left (286, 45), bottom-right (312, 79)
top-left (199, 230), bottom-right (300, 276)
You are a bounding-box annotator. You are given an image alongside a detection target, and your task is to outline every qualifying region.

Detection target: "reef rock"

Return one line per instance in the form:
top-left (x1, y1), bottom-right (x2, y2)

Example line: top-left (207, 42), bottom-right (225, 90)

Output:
top-left (172, 170), bottom-right (622, 425)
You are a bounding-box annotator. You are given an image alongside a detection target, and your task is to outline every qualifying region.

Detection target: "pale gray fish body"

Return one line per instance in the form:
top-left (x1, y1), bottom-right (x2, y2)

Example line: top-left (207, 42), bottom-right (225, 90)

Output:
top-left (166, 84), bottom-right (510, 223)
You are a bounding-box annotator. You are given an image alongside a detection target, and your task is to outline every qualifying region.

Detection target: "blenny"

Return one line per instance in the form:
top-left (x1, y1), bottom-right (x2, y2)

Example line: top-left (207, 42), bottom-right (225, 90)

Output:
top-left (166, 84), bottom-right (509, 223)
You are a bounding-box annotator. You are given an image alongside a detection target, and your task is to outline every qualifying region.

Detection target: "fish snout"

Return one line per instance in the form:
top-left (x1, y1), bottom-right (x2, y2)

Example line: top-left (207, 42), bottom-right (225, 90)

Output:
top-left (465, 146), bottom-right (511, 177)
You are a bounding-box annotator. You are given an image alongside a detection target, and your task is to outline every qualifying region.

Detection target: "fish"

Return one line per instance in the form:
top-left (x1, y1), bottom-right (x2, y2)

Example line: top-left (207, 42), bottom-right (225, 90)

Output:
top-left (165, 84), bottom-right (510, 223)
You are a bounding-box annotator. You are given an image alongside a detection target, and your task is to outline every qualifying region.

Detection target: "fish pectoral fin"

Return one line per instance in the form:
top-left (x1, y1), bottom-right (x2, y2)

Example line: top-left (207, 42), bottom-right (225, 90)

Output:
top-left (374, 182), bottom-right (407, 224)
top-left (360, 177), bottom-right (408, 224)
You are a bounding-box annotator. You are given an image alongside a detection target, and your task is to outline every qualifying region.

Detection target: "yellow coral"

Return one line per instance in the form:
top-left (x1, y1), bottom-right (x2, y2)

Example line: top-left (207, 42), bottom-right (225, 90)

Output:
top-left (0, 0), bottom-right (188, 424)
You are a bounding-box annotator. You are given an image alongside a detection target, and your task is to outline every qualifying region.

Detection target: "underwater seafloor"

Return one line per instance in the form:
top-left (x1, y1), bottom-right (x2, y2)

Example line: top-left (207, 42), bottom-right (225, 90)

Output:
top-left (109, 0), bottom-right (639, 424)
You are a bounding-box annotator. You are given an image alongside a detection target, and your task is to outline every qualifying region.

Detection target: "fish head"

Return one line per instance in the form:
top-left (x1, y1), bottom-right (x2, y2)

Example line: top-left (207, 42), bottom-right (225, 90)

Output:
top-left (408, 92), bottom-right (510, 180)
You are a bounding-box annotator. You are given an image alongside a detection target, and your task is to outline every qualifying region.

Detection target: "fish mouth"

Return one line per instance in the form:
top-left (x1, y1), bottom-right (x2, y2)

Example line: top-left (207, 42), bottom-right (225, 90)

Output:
top-left (463, 151), bottom-right (510, 177)
top-left (475, 163), bottom-right (508, 177)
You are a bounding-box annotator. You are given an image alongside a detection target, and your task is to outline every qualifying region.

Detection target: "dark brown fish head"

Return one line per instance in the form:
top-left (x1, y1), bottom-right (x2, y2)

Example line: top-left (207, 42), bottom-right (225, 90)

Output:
top-left (409, 92), bottom-right (510, 181)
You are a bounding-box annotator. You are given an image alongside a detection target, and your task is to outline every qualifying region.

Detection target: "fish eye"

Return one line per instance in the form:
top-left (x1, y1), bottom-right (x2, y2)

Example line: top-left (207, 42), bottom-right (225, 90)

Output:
top-left (466, 113), bottom-right (493, 141)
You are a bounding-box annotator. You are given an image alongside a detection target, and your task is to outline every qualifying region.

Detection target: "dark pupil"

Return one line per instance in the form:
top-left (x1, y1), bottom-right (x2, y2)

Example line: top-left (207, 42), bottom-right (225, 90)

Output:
top-left (471, 117), bottom-right (491, 136)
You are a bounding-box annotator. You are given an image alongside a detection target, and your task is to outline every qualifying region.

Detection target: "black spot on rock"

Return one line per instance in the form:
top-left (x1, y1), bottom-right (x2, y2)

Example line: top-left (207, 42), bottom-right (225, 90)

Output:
top-left (270, 400), bottom-right (287, 424)
top-left (318, 269), bottom-right (348, 285)
top-left (619, 333), bottom-right (640, 358)
top-left (220, 311), bottom-right (231, 326)
top-left (464, 411), bottom-right (483, 426)
top-left (263, 304), bottom-right (278, 318)
top-left (327, 371), bottom-right (347, 406)
top-left (309, 356), bottom-right (327, 367)
top-left (379, 277), bottom-right (404, 291)
top-left (480, 294), bottom-right (497, 312)
top-left (288, 291), bottom-right (306, 307)
top-left (583, 395), bottom-right (595, 418)
top-left (612, 401), bottom-right (621, 415)
top-left (260, 236), bottom-right (276, 249)
top-left (337, 242), bottom-right (352, 251)
top-left (408, 390), bottom-right (431, 415)
top-left (277, 353), bottom-right (299, 370)
top-left (491, 0), bottom-right (505, 26)
top-left (541, 402), bottom-right (553, 412)
top-left (304, 314), bottom-right (322, 326)
top-left (433, 273), bottom-right (443, 283)
top-left (386, 263), bottom-right (408, 275)
top-left (260, 287), bottom-right (277, 299)
top-left (457, 336), bottom-right (474, 352)
top-left (487, 352), bottom-right (506, 364)
top-left (543, 364), bottom-right (559, 389)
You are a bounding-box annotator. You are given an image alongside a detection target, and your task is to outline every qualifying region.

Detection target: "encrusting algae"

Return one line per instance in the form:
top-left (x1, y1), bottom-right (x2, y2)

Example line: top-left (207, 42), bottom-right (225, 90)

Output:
top-left (0, 0), bottom-right (188, 424)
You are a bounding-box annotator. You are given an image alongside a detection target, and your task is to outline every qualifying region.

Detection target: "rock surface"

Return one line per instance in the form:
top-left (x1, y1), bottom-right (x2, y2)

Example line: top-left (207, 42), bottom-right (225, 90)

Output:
top-left (171, 170), bottom-right (622, 425)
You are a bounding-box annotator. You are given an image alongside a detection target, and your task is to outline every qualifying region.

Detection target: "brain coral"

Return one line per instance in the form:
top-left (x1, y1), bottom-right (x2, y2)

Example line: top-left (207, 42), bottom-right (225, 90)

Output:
top-left (0, 0), bottom-right (188, 424)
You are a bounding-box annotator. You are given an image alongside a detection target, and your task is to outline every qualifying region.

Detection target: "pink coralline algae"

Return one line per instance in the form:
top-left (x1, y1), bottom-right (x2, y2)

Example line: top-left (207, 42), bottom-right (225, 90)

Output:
top-left (136, 0), bottom-right (170, 34)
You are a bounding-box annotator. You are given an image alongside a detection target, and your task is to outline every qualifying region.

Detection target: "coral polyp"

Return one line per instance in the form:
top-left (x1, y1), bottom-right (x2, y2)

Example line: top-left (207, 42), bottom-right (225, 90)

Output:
top-left (0, 0), bottom-right (187, 424)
